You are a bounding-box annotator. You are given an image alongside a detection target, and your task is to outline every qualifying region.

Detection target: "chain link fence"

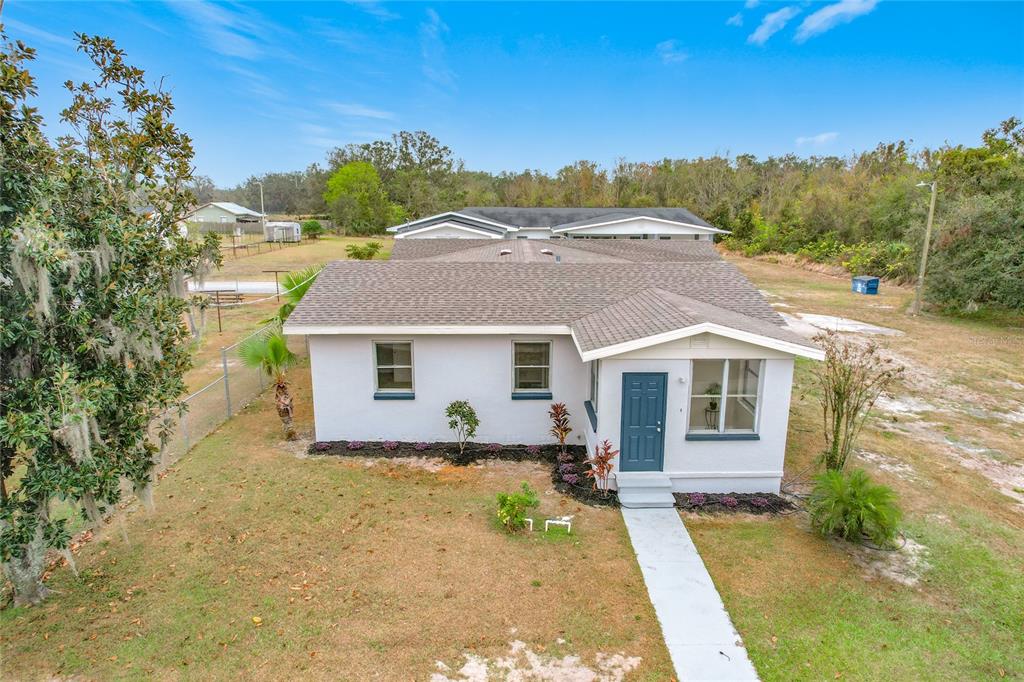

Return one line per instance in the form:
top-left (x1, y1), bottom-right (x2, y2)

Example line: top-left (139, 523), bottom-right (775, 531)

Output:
top-left (154, 324), bottom-right (307, 469)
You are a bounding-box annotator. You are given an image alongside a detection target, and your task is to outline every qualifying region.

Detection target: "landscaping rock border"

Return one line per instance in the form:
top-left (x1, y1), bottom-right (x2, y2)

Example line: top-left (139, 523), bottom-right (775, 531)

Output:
top-left (674, 491), bottom-right (795, 515)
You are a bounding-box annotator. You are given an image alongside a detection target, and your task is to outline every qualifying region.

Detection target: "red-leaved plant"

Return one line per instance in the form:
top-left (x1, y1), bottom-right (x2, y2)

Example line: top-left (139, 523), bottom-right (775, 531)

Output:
top-left (586, 439), bottom-right (618, 494)
top-left (548, 403), bottom-right (573, 455)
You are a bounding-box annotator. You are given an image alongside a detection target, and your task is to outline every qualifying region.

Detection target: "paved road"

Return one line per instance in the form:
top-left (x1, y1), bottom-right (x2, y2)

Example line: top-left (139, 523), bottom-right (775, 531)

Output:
top-left (188, 280), bottom-right (280, 294)
top-left (622, 507), bottom-right (759, 681)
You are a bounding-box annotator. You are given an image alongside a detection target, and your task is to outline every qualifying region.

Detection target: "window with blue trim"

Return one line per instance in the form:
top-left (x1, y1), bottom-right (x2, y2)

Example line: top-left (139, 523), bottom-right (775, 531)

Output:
top-left (688, 359), bottom-right (761, 434)
top-left (513, 341), bottom-right (550, 393)
top-left (374, 341), bottom-right (413, 393)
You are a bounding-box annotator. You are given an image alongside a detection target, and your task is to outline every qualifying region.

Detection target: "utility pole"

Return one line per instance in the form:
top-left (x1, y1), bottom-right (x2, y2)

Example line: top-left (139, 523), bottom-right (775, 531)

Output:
top-left (911, 181), bottom-right (937, 316)
top-left (255, 180), bottom-right (265, 219)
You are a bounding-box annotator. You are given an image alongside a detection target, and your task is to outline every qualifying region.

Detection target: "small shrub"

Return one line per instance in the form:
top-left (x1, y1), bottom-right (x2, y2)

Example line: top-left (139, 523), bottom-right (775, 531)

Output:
top-left (548, 403), bottom-right (572, 454)
top-left (557, 450), bottom-right (575, 464)
top-left (301, 219), bottom-right (325, 240)
top-left (526, 445), bottom-right (542, 457)
top-left (496, 482), bottom-right (539, 533)
top-left (485, 442), bottom-right (502, 453)
top-left (751, 496), bottom-right (769, 508)
top-left (586, 439), bottom-right (618, 494)
top-left (688, 492), bottom-right (706, 506)
top-left (808, 469), bottom-right (901, 547)
top-left (413, 441), bottom-right (429, 451)
top-left (558, 463), bottom-right (576, 475)
top-left (562, 473), bottom-right (580, 486)
top-left (346, 440), bottom-right (365, 450)
top-left (445, 400), bottom-right (479, 456)
top-left (313, 441), bottom-right (331, 452)
top-left (382, 440), bottom-right (398, 451)
top-left (345, 241), bottom-right (383, 260)
top-left (722, 495), bottom-right (738, 508)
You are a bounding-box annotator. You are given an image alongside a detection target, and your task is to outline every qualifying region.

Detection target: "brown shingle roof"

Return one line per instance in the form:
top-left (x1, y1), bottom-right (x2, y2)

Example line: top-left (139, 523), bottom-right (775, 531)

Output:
top-left (389, 238), bottom-right (721, 263)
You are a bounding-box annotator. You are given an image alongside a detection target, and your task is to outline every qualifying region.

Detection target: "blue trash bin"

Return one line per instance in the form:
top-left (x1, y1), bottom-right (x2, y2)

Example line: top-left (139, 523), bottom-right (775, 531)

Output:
top-left (851, 275), bottom-right (879, 295)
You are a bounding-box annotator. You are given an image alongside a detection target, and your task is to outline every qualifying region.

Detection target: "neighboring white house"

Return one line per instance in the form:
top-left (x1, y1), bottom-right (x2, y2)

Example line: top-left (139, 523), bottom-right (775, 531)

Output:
top-left (283, 235), bottom-right (822, 507)
top-left (386, 207), bottom-right (731, 241)
top-left (186, 201), bottom-right (264, 223)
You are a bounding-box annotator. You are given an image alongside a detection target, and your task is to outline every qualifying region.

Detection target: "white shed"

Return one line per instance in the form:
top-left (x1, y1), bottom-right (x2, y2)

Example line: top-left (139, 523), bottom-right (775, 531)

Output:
top-left (264, 221), bottom-right (302, 243)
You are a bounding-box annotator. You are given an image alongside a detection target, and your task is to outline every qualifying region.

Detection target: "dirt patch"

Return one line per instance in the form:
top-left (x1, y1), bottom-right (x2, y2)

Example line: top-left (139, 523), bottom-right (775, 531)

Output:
top-left (431, 640), bottom-right (642, 682)
top-left (854, 450), bottom-right (920, 482)
top-left (874, 395), bottom-right (938, 416)
top-left (845, 535), bottom-right (931, 587)
top-left (781, 312), bottom-right (903, 337)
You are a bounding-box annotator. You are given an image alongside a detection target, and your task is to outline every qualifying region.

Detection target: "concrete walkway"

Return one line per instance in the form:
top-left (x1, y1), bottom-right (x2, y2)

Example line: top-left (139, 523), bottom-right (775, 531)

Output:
top-left (622, 507), bottom-right (759, 681)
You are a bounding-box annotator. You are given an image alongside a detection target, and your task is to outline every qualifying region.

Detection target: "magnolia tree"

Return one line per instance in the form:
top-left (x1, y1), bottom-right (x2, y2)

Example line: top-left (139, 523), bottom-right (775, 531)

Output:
top-left (0, 34), bottom-right (220, 605)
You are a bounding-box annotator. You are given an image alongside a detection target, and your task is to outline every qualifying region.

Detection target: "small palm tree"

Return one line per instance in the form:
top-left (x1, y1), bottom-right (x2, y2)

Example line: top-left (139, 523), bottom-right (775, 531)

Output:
top-left (267, 264), bottom-right (324, 324)
top-left (239, 330), bottom-right (298, 439)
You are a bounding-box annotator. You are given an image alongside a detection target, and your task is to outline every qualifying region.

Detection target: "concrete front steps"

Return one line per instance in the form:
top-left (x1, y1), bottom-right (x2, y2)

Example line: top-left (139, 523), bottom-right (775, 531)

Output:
top-left (615, 472), bottom-right (676, 508)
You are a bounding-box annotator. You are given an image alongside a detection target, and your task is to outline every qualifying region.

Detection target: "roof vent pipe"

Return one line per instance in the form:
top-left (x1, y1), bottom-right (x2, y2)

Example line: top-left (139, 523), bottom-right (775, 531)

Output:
top-left (499, 249), bottom-right (512, 256)
top-left (540, 249), bottom-right (553, 255)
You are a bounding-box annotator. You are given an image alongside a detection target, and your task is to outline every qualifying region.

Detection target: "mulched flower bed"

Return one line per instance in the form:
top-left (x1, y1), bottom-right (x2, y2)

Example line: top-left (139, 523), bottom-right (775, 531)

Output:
top-left (674, 491), bottom-right (795, 515)
top-left (550, 450), bottom-right (619, 508)
top-left (309, 440), bottom-right (586, 466)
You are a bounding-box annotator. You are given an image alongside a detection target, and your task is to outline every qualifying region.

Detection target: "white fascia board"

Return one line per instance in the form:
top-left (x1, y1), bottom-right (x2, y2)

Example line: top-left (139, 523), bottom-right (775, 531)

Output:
top-left (388, 211), bottom-right (513, 232)
top-left (551, 215), bottom-right (730, 234)
top-left (284, 324), bottom-right (572, 336)
top-left (572, 322), bottom-right (824, 361)
top-left (393, 223), bottom-right (505, 239)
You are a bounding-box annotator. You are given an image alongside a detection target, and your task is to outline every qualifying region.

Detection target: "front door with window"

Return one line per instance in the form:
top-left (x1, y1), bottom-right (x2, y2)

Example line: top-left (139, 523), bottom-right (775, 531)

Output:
top-left (619, 373), bottom-right (667, 471)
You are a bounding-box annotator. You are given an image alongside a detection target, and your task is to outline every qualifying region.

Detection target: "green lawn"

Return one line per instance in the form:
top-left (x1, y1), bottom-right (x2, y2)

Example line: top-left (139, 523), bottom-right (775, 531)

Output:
top-left (0, 365), bottom-right (673, 680)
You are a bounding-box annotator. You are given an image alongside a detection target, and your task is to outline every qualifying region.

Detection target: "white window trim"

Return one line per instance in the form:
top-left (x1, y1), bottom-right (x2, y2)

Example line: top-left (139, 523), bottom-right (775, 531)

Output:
top-left (511, 339), bottom-right (552, 393)
top-left (688, 359), bottom-right (763, 434)
top-left (372, 340), bottom-right (415, 393)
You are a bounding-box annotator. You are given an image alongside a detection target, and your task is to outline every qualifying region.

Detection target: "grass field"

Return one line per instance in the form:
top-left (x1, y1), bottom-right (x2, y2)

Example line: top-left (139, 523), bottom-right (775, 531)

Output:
top-left (0, 366), bottom-right (673, 680)
top-left (213, 235), bottom-right (392, 280)
top-left (687, 253), bottom-right (1024, 680)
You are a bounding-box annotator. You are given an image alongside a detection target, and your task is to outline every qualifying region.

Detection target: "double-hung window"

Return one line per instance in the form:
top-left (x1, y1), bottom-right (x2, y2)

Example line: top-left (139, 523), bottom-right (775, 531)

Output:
top-left (373, 341), bottom-right (414, 397)
top-left (687, 359), bottom-right (762, 435)
top-left (512, 341), bottom-right (551, 398)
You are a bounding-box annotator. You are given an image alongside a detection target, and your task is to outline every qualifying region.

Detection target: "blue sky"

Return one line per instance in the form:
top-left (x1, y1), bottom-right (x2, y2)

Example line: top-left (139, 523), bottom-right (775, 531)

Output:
top-left (5, 1), bottom-right (1023, 186)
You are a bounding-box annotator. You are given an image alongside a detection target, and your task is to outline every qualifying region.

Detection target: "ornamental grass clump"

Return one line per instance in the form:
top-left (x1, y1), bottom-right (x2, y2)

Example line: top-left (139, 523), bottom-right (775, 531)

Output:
top-left (496, 482), bottom-right (540, 533)
top-left (808, 468), bottom-right (902, 547)
top-left (688, 492), bottom-right (707, 507)
top-left (382, 440), bottom-right (398, 451)
top-left (722, 495), bottom-right (739, 508)
top-left (346, 440), bottom-right (365, 451)
top-left (414, 441), bottom-right (430, 451)
top-left (526, 445), bottom-right (542, 457)
top-left (485, 443), bottom-right (502, 453)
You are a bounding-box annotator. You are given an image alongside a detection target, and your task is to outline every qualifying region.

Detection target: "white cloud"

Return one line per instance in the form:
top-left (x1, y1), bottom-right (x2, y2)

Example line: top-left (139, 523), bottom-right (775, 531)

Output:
top-left (796, 132), bottom-right (839, 146)
top-left (747, 5), bottom-right (801, 45)
top-left (328, 103), bottom-right (396, 120)
top-left (726, 13), bottom-right (744, 27)
top-left (795, 0), bottom-right (879, 43)
top-left (166, 1), bottom-right (283, 61)
top-left (420, 8), bottom-right (456, 90)
top-left (3, 18), bottom-right (78, 48)
top-left (345, 0), bottom-right (400, 21)
top-left (656, 39), bottom-right (688, 64)
top-left (745, 0), bottom-right (760, 8)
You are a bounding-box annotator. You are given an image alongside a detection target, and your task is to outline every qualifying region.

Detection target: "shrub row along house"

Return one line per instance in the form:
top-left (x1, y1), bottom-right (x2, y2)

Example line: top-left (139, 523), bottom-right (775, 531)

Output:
top-left (285, 208), bottom-right (822, 507)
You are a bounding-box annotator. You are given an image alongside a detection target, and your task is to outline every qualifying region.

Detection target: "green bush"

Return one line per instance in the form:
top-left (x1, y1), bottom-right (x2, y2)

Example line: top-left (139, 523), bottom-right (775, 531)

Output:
top-left (345, 241), bottom-right (382, 260)
top-left (496, 482), bottom-right (539, 533)
top-left (301, 219), bottom-right (324, 240)
top-left (796, 232), bottom-right (845, 263)
top-left (839, 240), bottom-right (915, 282)
top-left (808, 469), bottom-right (902, 547)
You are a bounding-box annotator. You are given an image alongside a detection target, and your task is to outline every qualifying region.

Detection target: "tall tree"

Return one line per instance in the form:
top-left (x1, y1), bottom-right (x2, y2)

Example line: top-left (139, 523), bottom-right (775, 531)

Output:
top-left (0, 33), bottom-right (219, 605)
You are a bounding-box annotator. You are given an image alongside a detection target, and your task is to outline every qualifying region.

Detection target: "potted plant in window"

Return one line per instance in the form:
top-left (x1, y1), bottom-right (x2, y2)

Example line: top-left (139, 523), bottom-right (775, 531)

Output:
top-left (703, 382), bottom-right (721, 429)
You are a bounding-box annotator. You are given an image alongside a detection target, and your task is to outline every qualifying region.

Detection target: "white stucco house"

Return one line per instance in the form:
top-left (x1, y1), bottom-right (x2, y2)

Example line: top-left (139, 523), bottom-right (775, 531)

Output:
top-left (285, 216), bottom-right (822, 507)
top-left (387, 207), bottom-right (730, 241)
top-left (186, 201), bottom-right (264, 223)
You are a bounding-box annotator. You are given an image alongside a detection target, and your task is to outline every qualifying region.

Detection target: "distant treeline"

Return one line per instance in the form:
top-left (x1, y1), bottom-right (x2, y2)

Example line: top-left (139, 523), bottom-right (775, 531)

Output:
top-left (199, 119), bottom-right (1024, 317)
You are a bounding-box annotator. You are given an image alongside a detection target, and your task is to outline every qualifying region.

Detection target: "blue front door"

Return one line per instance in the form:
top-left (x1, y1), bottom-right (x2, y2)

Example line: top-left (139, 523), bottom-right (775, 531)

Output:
top-left (619, 373), bottom-right (667, 472)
